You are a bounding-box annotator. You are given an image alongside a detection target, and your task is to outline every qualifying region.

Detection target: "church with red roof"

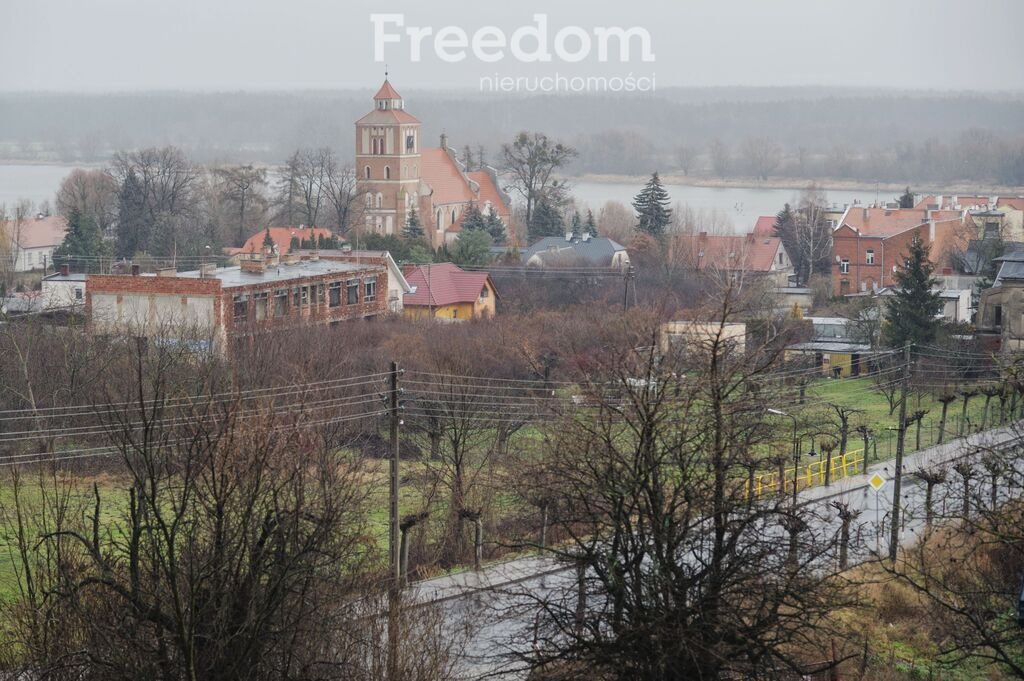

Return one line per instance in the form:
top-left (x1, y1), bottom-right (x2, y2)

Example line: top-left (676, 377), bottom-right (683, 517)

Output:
top-left (356, 79), bottom-right (512, 249)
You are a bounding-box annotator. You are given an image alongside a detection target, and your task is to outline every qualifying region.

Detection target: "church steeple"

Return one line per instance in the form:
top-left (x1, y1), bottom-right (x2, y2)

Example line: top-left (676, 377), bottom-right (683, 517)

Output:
top-left (373, 78), bottom-right (404, 111)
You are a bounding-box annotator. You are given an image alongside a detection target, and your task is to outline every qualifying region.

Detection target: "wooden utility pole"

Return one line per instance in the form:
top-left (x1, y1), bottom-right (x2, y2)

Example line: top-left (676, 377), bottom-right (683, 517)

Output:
top-left (387, 361), bottom-right (401, 680)
top-left (888, 343), bottom-right (911, 563)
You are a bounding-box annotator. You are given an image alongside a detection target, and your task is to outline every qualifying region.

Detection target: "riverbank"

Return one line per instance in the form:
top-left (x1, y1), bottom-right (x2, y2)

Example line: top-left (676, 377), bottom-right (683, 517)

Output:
top-left (571, 173), bottom-right (1024, 197)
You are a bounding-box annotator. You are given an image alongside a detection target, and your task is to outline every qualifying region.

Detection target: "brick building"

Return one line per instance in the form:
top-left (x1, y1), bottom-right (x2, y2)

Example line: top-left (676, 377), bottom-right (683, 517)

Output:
top-left (831, 206), bottom-right (965, 295)
top-left (87, 254), bottom-right (387, 351)
top-left (355, 79), bottom-right (511, 248)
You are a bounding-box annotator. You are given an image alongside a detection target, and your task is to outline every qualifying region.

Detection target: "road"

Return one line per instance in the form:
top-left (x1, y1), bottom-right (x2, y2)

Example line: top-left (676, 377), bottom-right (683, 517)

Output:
top-left (407, 422), bottom-right (1024, 679)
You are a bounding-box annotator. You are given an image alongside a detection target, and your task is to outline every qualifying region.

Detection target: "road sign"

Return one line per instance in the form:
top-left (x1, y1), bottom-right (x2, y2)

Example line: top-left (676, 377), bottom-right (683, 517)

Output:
top-left (869, 473), bottom-right (886, 492)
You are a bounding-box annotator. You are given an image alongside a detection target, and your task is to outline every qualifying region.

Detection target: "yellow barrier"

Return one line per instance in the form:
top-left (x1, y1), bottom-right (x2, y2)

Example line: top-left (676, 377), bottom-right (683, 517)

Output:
top-left (745, 449), bottom-right (864, 499)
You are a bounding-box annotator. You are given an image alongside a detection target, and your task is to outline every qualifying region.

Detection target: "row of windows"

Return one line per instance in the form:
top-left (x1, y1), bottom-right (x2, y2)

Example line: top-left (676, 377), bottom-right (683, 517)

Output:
top-left (231, 279), bottom-right (377, 321)
top-left (839, 249), bottom-right (876, 273)
top-left (364, 129), bottom-right (417, 155)
top-left (364, 164), bottom-right (418, 180)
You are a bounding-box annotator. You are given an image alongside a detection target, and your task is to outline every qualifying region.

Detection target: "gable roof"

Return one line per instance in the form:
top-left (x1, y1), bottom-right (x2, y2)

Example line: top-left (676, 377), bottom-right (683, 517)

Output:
top-left (522, 236), bottom-right (627, 267)
top-left (838, 207), bottom-right (960, 238)
top-left (997, 197), bottom-right (1024, 211)
top-left (420, 148), bottom-right (476, 206)
top-left (402, 263), bottom-right (496, 307)
top-left (3, 215), bottom-right (67, 249)
top-left (674, 233), bottom-right (785, 272)
top-left (752, 216), bottom-right (776, 237)
top-left (467, 170), bottom-right (511, 217)
top-left (226, 226), bottom-right (336, 256)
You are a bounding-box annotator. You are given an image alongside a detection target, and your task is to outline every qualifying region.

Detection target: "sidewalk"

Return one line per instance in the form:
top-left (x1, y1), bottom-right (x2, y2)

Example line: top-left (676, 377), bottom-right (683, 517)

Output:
top-left (410, 420), bottom-right (1023, 604)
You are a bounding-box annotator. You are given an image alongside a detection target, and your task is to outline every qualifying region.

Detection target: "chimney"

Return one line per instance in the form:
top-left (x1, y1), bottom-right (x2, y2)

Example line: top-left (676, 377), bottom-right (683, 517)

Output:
top-left (698, 231), bottom-right (708, 239)
top-left (131, 264), bottom-right (141, 276)
top-left (59, 263), bottom-right (69, 277)
top-left (199, 262), bottom-right (217, 278)
top-left (928, 219), bottom-right (936, 242)
top-left (240, 258), bottom-right (266, 274)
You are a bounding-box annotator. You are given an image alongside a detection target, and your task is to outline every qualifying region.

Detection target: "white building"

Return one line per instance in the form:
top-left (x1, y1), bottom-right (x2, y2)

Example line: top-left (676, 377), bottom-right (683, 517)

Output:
top-left (41, 266), bottom-right (87, 310)
top-left (2, 215), bottom-right (67, 272)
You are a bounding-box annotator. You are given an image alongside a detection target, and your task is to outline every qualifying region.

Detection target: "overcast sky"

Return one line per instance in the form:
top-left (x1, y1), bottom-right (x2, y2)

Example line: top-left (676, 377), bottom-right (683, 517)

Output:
top-left (3, 0), bottom-right (1023, 92)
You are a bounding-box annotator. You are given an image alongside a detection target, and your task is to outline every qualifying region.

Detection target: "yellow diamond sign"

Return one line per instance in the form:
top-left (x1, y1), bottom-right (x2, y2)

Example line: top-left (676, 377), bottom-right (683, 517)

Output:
top-left (868, 473), bottom-right (886, 491)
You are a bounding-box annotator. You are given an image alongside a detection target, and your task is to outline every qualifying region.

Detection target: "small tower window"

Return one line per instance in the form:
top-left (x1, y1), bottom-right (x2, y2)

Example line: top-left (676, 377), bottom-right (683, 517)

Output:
top-left (385, 166), bottom-right (391, 180)
top-left (375, 193), bottom-right (383, 209)
top-left (406, 133), bottom-right (415, 152)
top-left (364, 166), bottom-right (371, 180)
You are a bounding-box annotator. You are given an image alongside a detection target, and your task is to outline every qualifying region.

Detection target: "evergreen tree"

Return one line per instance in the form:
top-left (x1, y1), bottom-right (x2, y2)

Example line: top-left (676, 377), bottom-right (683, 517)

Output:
top-left (883, 234), bottom-right (942, 350)
top-left (115, 169), bottom-right (148, 258)
top-left (262, 228), bottom-right (274, 248)
top-left (632, 172), bottom-right (672, 238)
top-left (484, 208), bottom-right (506, 244)
top-left (460, 204), bottom-right (488, 233)
top-left (529, 199), bottom-right (565, 241)
top-left (584, 209), bottom-right (598, 237)
top-left (404, 206), bottom-right (424, 241)
top-left (897, 187), bottom-right (915, 209)
top-left (54, 209), bottom-right (107, 270)
top-left (451, 229), bottom-right (493, 268)
top-left (570, 210), bottom-right (582, 237)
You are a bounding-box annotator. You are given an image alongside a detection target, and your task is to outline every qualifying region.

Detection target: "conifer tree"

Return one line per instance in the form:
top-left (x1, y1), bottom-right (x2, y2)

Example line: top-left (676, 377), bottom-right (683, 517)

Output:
top-left (585, 209), bottom-right (598, 237)
top-left (883, 234), bottom-right (942, 350)
top-left (570, 210), bottom-right (582, 237)
top-left (460, 203), bottom-right (488, 233)
top-left (404, 206), bottom-right (424, 241)
top-left (897, 187), bottom-right (915, 209)
top-left (262, 228), bottom-right (274, 248)
top-left (54, 209), bottom-right (107, 270)
top-left (484, 207), bottom-right (506, 244)
top-left (529, 199), bottom-right (565, 241)
top-left (632, 172), bottom-right (672, 238)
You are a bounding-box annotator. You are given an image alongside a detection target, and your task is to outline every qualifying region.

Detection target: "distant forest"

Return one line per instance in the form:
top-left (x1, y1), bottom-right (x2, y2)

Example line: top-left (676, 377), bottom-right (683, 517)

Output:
top-left (2, 88), bottom-right (1023, 185)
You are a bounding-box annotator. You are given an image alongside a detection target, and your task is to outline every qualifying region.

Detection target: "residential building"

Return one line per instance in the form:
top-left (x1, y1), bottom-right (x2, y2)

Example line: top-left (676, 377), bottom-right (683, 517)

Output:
top-left (355, 79), bottom-right (512, 248)
top-left (783, 317), bottom-right (871, 378)
top-left (673, 232), bottom-right (794, 286)
top-left (41, 264), bottom-right (87, 310)
top-left (977, 252), bottom-right (1024, 352)
top-left (295, 249), bottom-right (413, 313)
top-left (402, 263), bottom-right (497, 320)
top-left (1, 214), bottom-right (66, 272)
top-left (86, 254), bottom-right (387, 351)
top-left (521, 233), bottom-right (630, 269)
top-left (831, 206), bottom-right (965, 295)
top-left (224, 226), bottom-right (337, 260)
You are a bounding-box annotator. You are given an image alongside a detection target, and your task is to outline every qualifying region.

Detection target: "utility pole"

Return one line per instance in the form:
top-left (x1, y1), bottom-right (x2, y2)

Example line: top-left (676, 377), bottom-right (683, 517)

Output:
top-left (387, 361), bottom-right (401, 680)
top-left (622, 265), bottom-right (636, 312)
top-left (888, 343), bottom-right (911, 563)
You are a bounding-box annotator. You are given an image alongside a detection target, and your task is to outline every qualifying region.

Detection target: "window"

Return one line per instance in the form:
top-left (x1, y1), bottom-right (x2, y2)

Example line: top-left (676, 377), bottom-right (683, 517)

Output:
top-left (375, 193), bottom-right (383, 209)
top-left (347, 279), bottom-right (360, 305)
top-left (364, 166), bottom-right (371, 180)
top-left (316, 284), bottom-right (325, 304)
top-left (840, 258), bottom-right (850, 274)
top-left (365, 192), bottom-right (373, 208)
top-left (385, 166), bottom-right (391, 180)
top-left (364, 279), bottom-right (376, 302)
top-left (74, 287), bottom-right (83, 301)
top-left (302, 286), bottom-right (310, 305)
top-left (406, 133), bottom-right (415, 152)
top-left (480, 286), bottom-right (488, 299)
top-left (329, 281), bottom-right (341, 307)
top-left (994, 305), bottom-right (1003, 327)
top-left (254, 292), bottom-right (268, 321)
top-left (274, 289), bottom-right (287, 317)
top-left (293, 287), bottom-right (301, 307)
top-left (865, 249), bottom-right (875, 265)
top-left (985, 222), bottom-right (1000, 239)
top-left (233, 294), bottom-right (248, 321)
top-left (777, 252), bottom-right (783, 265)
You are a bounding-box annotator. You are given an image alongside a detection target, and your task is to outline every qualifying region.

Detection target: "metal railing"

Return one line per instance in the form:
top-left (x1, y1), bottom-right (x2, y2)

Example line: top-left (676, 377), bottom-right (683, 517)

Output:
top-left (746, 449), bottom-right (865, 499)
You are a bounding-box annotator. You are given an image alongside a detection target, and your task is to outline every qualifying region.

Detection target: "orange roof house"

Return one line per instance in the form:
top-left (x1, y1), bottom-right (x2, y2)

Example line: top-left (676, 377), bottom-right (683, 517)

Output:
top-left (402, 262), bottom-right (497, 321)
top-left (224, 226), bottom-right (337, 258)
top-left (673, 232), bottom-right (794, 286)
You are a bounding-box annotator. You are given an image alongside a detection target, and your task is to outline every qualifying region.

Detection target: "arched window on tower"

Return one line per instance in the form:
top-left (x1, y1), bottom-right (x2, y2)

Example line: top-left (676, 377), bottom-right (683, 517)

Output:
top-left (385, 166), bottom-right (391, 180)
top-left (364, 166), bottom-right (371, 180)
top-left (451, 209), bottom-right (457, 225)
top-left (376, 193), bottom-right (383, 209)
top-left (365, 192), bottom-right (373, 209)
top-left (437, 209), bottom-right (443, 228)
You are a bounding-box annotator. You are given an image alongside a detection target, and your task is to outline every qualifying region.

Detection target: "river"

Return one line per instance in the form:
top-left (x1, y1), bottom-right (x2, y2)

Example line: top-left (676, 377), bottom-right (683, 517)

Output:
top-left (0, 163), bottom-right (882, 232)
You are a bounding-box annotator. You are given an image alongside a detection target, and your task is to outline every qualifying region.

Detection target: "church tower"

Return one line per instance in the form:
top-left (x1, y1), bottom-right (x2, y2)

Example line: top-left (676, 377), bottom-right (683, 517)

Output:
top-left (355, 78), bottom-right (422, 236)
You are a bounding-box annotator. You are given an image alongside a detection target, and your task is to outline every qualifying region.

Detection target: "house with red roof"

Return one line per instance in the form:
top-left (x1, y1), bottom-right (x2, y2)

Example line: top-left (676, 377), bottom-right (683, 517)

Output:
top-left (672, 232), bottom-right (794, 286)
top-left (355, 79), bottom-right (512, 249)
top-left (401, 262), bottom-right (497, 321)
top-left (831, 206), bottom-right (967, 295)
top-left (223, 226), bottom-right (338, 260)
top-left (1, 213), bottom-right (67, 272)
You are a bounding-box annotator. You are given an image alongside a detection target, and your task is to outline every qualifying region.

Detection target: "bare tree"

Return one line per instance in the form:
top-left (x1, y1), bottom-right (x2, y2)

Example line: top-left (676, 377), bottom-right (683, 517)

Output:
top-left (213, 164), bottom-right (268, 245)
top-left (56, 168), bottom-right (118, 236)
top-left (501, 132), bottom-right (576, 229)
top-left (741, 136), bottom-right (782, 181)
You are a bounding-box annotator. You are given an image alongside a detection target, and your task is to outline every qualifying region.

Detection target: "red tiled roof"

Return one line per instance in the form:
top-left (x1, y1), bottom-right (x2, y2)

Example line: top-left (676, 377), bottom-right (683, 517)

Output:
top-left (403, 263), bottom-right (496, 306)
top-left (374, 79), bottom-right (402, 100)
top-left (997, 197), bottom-right (1024, 211)
top-left (420, 148), bottom-right (476, 205)
top-left (752, 216), bottom-right (776, 237)
top-left (467, 171), bottom-right (511, 218)
top-left (840, 207), bottom-right (937, 238)
top-left (2, 215), bottom-right (67, 249)
top-left (915, 195), bottom-right (991, 210)
top-left (354, 108), bottom-right (421, 126)
top-left (226, 226), bottom-right (336, 256)
top-left (674, 233), bottom-right (784, 272)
